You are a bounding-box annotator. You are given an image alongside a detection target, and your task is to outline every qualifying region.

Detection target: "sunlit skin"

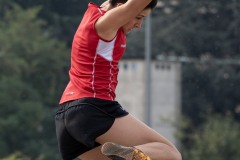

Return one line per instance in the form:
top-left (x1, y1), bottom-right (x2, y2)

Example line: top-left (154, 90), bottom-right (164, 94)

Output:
top-left (122, 8), bottom-right (151, 34)
top-left (99, 1), bottom-right (152, 36)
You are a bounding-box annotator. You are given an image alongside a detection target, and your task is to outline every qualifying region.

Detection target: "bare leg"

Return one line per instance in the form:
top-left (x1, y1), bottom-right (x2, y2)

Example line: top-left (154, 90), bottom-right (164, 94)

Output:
top-left (79, 114), bottom-right (182, 160)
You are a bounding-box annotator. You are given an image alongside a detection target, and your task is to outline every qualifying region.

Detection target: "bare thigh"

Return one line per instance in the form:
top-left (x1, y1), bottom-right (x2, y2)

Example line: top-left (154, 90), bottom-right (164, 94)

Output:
top-left (79, 114), bottom-right (174, 160)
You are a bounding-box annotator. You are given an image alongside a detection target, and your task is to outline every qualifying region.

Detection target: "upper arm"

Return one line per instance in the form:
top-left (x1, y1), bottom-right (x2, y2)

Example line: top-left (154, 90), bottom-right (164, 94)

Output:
top-left (95, 0), bottom-right (152, 40)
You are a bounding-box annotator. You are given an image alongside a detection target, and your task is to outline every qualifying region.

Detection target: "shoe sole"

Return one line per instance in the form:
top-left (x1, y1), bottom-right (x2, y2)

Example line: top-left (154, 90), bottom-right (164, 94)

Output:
top-left (101, 142), bottom-right (135, 160)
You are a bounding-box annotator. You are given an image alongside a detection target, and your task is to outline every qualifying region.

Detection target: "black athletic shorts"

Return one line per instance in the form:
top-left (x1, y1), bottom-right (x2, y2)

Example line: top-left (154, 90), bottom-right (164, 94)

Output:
top-left (55, 97), bottom-right (129, 160)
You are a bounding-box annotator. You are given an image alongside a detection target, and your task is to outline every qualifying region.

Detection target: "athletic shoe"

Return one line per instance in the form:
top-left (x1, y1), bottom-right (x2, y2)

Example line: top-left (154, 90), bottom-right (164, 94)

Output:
top-left (101, 142), bottom-right (151, 160)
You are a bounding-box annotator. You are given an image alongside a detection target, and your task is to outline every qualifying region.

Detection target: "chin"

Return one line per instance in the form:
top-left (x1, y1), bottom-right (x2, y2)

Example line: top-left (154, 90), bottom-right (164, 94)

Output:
top-left (123, 28), bottom-right (131, 34)
top-left (126, 29), bottom-right (132, 34)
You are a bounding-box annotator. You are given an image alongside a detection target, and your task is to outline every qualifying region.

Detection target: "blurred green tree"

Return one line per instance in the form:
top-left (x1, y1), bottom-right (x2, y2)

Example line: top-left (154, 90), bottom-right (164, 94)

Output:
top-left (179, 114), bottom-right (240, 160)
top-left (9, 0), bottom-right (104, 46)
top-left (0, 4), bottom-right (69, 159)
top-left (152, 0), bottom-right (240, 58)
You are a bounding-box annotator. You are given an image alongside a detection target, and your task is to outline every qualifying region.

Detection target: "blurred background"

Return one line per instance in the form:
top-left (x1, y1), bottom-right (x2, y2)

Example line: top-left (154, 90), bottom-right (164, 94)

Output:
top-left (0, 0), bottom-right (240, 159)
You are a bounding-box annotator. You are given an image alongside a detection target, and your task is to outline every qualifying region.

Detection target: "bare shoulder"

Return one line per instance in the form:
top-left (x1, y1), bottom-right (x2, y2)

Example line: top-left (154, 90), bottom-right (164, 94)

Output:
top-left (95, 0), bottom-right (152, 40)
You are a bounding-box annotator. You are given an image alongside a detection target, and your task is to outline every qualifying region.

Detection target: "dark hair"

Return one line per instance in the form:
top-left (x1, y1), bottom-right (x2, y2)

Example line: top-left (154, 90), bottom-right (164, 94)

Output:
top-left (109, 0), bottom-right (158, 10)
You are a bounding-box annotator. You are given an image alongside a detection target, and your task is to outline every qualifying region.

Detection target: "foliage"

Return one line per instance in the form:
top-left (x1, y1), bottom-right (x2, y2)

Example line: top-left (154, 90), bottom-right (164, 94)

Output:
top-left (179, 114), bottom-right (240, 160)
top-left (10, 0), bottom-right (104, 46)
top-left (151, 0), bottom-right (240, 58)
top-left (0, 4), bottom-right (69, 159)
top-left (181, 63), bottom-right (240, 126)
top-left (1, 152), bottom-right (44, 160)
top-left (0, 3), bottom-right (69, 104)
top-left (2, 152), bottom-right (27, 160)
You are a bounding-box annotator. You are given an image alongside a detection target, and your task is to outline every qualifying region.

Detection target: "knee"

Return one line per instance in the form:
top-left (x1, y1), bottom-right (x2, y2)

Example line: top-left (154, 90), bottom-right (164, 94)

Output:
top-left (174, 150), bottom-right (182, 160)
top-left (165, 146), bottom-right (182, 160)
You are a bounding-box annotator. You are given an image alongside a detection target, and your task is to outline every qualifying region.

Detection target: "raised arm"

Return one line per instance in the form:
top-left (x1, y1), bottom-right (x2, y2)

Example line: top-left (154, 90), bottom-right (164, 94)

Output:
top-left (96, 0), bottom-right (152, 40)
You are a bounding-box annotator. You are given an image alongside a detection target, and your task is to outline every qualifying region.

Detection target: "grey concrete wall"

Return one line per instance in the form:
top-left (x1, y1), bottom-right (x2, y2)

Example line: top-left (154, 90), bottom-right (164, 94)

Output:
top-left (116, 60), bottom-right (181, 145)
